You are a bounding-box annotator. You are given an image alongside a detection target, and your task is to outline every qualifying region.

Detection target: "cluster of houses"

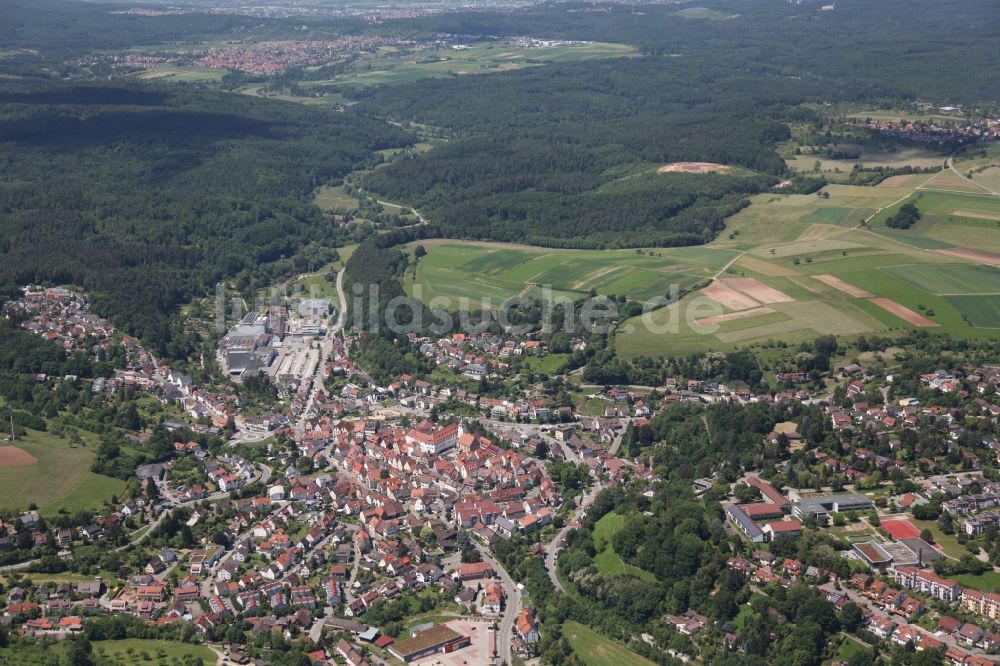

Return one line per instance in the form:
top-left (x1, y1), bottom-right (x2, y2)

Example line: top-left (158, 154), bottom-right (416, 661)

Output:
top-left (409, 331), bottom-right (549, 379)
top-left (849, 115), bottom-right (1000, 146)
top-left (844, 572), bottom-right (998, 665)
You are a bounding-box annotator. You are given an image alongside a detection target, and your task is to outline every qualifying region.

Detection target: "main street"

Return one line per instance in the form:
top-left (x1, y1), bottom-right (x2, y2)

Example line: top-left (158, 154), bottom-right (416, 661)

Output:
top-left (296, 267), bottom-right (348, 432)
top-left (475, 542), bottom-right (521, 666)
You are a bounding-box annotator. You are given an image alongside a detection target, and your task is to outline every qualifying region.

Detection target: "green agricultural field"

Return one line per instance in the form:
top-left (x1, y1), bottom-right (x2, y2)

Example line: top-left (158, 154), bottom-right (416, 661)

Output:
top-left (882, 263), bottom-right (1000, 294)
top-left (0, 427), bottom-right (127, 515)
top-left (92, 639), bottom-right (217, 665)
top-left (133, 66), bottom-right (225, 82)
top-left (946, 295), bottom-right (1000, 327)
top-left (786, 143), bottom-right (944, 174)
top-left (562, 621), bottom-right (656, 666)
top-left (405, 240), bottom-right (730, 306)
top-left (869, 190), bottom-right (1000, 233)
top-left (300, 41), bottom-right (634, 89)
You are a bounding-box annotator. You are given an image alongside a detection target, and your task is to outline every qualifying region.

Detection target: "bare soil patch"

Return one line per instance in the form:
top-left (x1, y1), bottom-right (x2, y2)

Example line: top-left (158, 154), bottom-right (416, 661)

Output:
top-left (953, 208), bottom-right (1000, 222)
top-left (0, 445), bottom-right (38, 468)
top-left (814, 274), bottom-right (874, 298)
top-left (736, 255), bottom-right (799, 277)
top-left (658, 162), bottom-right (730, 174)
top-left (797, 224), bottom-right (848, 242)
top-left (722, 277), bottom-right (794, 304)
top-left (701, 281), bottom-right (760, 310)
top-left (938, 247), bottom-right (1000, 266)
top-left (868, 297), bottom-right (939, 327)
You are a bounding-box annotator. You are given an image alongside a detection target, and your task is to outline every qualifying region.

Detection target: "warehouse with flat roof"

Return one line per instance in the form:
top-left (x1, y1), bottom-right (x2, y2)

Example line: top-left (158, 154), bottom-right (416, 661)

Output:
top-left (388, 624), bottom-right (471, 662)
top-left (792, 493), bottom-right (873, 523)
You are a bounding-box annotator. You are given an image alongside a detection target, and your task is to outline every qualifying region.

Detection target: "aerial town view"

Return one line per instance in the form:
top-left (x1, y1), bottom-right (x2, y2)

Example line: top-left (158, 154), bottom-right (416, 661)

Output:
top-left (1, 0), bottom-right (1000, 665)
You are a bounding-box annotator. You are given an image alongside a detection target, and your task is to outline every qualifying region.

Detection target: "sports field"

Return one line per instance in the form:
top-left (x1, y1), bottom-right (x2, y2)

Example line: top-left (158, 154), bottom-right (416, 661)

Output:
top-left (881, 518), bottom-right (921, 540)
top-left (405, 240), bottom-right (733, 305)
top-left (0, 428), bottom-right (127, 515)
top-left (563, 621), bottom-right (656, 666)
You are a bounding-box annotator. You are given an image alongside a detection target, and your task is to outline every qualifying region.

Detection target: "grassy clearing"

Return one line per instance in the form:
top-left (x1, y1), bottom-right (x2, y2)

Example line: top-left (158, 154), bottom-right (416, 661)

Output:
top-left (0, 427), bottom-right (127, 515)
top-left (834, 634), bottom-right (870, 661)
top-left (524, 354), bottom-right (569, 375)
top-left (591, 512), bottom-right (657, 582)
top-left (562, 620), bottom-right (656, 666)
top-left (313, 184), bottom-right (357, 210)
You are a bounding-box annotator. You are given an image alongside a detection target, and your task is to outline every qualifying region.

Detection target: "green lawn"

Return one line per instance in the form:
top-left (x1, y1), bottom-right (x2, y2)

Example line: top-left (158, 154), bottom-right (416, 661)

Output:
top-left (562, 621), bottom-right (656, 666)
top-left (910, 520), bottom-right (968, 560)
top-left (523, 354), bottom-right (569, 375)
top-left (834, 635), bottom-right (870, 661)
top-left (591, 512), bottom-right (657, 583)
top-left (0, 427), bottom-right (127, 515)
top-left (952, 571), bottom-right (1000, 593)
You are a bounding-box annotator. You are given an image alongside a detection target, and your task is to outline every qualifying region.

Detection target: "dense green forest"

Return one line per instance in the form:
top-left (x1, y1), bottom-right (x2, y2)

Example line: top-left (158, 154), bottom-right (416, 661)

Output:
top-left (354, 0), bottom-right (999, 247)
top-left (0, 81), bottom-right (410, 355)
top-left (380, 0), bottom-right (1000, 105)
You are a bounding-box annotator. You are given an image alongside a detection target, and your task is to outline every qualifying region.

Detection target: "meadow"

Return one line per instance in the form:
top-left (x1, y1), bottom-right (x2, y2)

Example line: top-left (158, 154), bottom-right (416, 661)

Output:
top-left (0, 427), bottom-right (127, 515)
top-left (591, 512), bottom-right (657, 582)
top-left (785, 143), bottom-right (944, 175)
top-left (313, 184), bottom-right (358, 211)
top-left (0, 639), bottom-right (214, 666)
top-left (92, 639), bottom-right (217, 666)
top-left (562, 620), bottom-right (656, 666)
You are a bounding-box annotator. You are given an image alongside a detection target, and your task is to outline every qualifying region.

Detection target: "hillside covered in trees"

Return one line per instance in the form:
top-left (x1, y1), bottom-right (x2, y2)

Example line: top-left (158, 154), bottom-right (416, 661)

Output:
top-left (0, 81), bottom-right (410, 355)
top-left (356, 0), bottom-right (999, 247)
